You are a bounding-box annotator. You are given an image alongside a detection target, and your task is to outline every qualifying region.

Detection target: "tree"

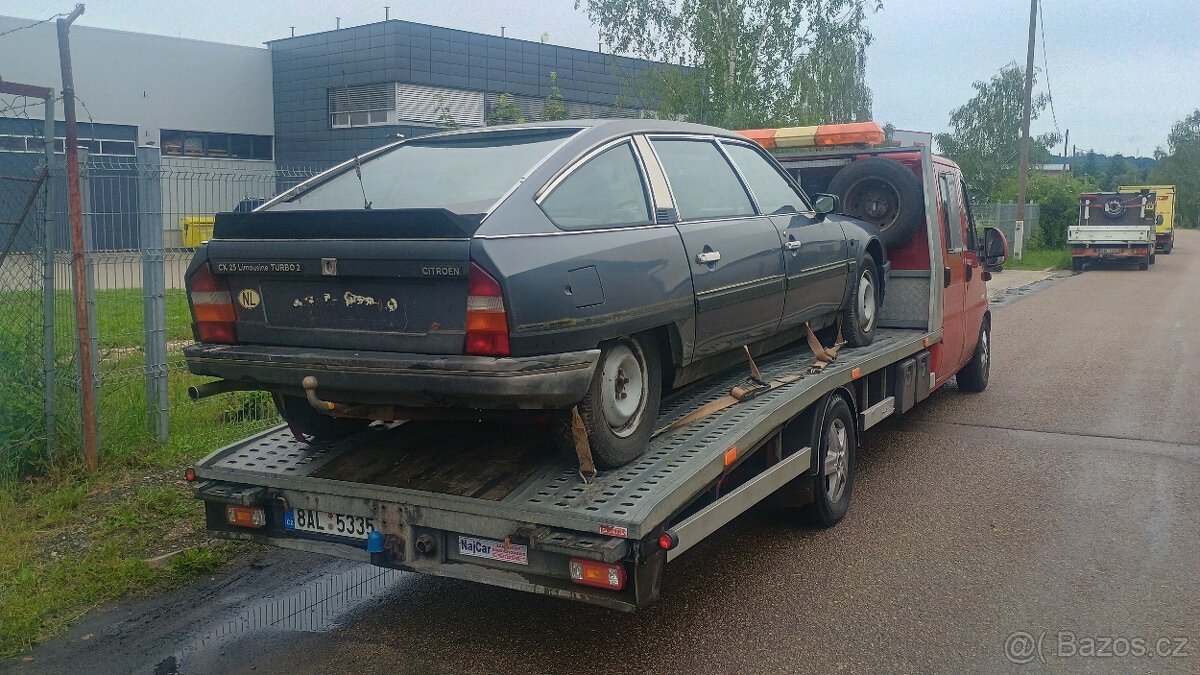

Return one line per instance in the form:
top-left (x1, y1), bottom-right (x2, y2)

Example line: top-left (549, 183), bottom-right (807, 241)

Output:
top-left (995, 172), bottom-right (1097, 248)
top-left (576, 0), bottom-right (878, 129)
top-left (487, 93), bottom-right (526, 125)
top-left (541, 71), bottom-right (570, 121)
top-left (434, 94), bottom-right (459, 130)
top-left (1150, 109), bottom-right (1200, 228)
top-left (934, 63), bottom-right (1059, 204)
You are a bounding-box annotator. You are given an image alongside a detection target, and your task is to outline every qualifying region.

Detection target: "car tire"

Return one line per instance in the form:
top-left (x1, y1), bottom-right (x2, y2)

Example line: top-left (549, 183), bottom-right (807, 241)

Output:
top-left (576, 335), bottom-right (662, 469)
top-left (273, 393), bottom-right (370, 441)
top-left (1072, 258), bottom-right (1084, 272)
top-left (1150, 250), bottom-right (1156, 265)
top-left (1138, 252), bottom-right (1149, 270)
top-left (841, 252), bottom-right (879, 348)
top-left (801, 395), bottom-right (856, 528)
top-left (827, 157), bottom-right (924, 250)
top-left (955, 317), bottom-right (990, 392)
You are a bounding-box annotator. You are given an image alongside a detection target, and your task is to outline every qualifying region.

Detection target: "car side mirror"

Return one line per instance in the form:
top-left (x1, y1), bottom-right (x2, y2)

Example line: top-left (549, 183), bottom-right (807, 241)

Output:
top-left (981, 226), bottom-right (1008, 270)
top-left (813, 193), bottom-right (840, 219)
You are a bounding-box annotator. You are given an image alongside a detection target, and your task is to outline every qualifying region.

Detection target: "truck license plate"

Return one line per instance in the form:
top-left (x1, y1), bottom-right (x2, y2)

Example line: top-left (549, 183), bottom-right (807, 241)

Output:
top-left (285, 508), bottom-right (375, 540)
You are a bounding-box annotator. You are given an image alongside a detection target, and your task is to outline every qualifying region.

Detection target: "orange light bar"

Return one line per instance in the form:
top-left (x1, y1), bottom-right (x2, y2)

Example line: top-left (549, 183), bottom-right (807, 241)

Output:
top-left (737, 121), bottom-right (885, 150)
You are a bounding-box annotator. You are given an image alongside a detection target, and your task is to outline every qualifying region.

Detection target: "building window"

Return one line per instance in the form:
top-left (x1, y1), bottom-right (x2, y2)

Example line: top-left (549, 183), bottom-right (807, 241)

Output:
top-left (161, 130), bottom-right (273, 160)
top-left (329, 83), bottom-right (397, 129)
top-left (0, 134), bottom-right (136, 156)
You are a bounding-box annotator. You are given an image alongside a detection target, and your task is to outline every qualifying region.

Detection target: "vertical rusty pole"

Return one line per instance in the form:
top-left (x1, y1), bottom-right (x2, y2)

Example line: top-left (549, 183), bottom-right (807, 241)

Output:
top-left (57, 4), bottom-right (99, 471)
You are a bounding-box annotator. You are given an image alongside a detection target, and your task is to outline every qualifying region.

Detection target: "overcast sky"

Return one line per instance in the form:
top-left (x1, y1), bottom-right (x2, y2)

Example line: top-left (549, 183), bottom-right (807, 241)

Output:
top-left (3, 0), bottom-right (1196, 157)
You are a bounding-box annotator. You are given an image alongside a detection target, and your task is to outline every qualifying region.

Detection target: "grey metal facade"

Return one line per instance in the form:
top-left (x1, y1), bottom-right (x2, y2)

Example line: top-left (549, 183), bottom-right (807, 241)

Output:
top-left (269, 20), bottom-right (670, 168)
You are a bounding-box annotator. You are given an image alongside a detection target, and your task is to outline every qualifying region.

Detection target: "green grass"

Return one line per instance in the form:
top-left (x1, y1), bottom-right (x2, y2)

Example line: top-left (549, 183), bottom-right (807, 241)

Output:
top-left (0, 285), bottom-right (274, 657)
top-left (0, 472), bottom-right (234, 657)
top-left (1003, 247), bottom-right (1071, 271)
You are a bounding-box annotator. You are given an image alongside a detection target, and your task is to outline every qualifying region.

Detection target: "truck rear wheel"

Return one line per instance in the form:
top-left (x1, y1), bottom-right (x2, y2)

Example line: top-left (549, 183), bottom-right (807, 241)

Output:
top-left (576, 334), bottom-right (662, 469)
top-left (1072, 258), bottom-right (1084, 272)
top-left (955, 318), bottom-right (990, 393)
top-left (1138, 251), bottom-right (1150, 271)
top-left (802, 395), bottom-right (857, 528)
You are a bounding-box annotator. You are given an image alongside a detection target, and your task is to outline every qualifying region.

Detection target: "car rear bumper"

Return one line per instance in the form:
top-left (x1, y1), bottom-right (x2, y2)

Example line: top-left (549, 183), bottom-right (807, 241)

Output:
top-left (184, 343), bottom-right (601, 409)
top-left (1070, 244), bottom-right (1149, 259)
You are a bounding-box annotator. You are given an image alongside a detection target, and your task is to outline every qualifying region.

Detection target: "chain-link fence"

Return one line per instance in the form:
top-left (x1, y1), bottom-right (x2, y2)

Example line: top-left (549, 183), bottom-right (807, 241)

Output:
top-left (976, 202), bottom-right (1040, 246)
top-left (2, 133), bottom-right (321, 475)
top-left (0, 160), bottom-right (52, 476)
top-left (79, 154), bottom-right (320, 465)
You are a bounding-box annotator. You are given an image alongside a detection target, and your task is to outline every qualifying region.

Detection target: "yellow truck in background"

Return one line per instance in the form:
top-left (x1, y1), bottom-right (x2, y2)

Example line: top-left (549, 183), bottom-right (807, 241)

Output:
top-left (1120, 184), bottom-right (1176, 253)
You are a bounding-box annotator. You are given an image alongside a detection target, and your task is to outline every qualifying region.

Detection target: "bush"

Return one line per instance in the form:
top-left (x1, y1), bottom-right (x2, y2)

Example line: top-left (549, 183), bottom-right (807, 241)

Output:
top-left (995, 173), bottom-right (1098, 248)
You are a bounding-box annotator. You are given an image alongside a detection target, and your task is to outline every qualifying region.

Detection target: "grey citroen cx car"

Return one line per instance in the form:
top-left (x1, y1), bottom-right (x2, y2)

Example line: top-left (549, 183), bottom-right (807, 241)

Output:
top-left (184, 119), bottom-right (887, 468)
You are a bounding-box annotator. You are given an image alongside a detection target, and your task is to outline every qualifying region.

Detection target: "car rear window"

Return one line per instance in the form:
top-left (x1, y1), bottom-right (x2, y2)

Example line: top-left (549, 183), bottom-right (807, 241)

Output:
top-left (273, 128), bottom-right (579, 214)
top-left (540, 142), bottom-right (652, 230)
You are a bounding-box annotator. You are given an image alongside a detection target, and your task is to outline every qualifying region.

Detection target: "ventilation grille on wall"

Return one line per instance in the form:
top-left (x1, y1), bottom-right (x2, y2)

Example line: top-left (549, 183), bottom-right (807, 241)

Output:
top-left (396, 84), bottom-right (485, 127)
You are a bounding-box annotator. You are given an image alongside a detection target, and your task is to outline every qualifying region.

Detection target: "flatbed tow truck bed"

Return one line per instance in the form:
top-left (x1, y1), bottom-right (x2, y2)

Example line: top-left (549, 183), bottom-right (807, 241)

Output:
top-left (193, 327), bottom-right (935, 611)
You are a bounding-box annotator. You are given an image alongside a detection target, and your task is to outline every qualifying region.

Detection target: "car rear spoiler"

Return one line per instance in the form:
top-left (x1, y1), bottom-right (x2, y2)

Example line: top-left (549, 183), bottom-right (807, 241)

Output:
top-left (212, 208), bottom-right (484, 239)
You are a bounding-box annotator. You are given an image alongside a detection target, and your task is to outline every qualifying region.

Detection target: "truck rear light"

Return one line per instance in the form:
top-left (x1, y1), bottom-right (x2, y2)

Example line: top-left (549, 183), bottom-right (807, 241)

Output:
top-left (465, 262), bottom-right (510, 356)
top-left (189, 263), bottom-right (237, 344)
top-left (225, 505), bottom-right (265, 528)
top-left (568, 558), bottom-right (626, 590)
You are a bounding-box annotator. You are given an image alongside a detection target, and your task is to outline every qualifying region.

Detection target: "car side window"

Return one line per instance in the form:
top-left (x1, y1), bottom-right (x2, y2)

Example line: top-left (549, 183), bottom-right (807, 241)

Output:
top-left (650, 138), bottom-right (756, 221)
top-left (721, 141), bottom-right (810, 215)
top-left (939, 173), bottom-right (964, 252)
top-left (540, 142), bottom-right (653, 230)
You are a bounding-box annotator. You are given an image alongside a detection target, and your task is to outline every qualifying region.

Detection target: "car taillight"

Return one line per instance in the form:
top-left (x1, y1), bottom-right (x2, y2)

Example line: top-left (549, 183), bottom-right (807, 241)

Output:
top-left (225, 505), bottom-right (265, 528)
top-left (189, 262), bottom-right (237, 344)
top-left (466, 262), bottom-right (509, 356)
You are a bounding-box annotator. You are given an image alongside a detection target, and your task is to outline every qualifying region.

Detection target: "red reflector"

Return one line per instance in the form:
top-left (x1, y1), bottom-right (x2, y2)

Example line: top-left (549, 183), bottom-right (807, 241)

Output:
top-left (184, 468), bottom-right (196, 482)
top-left (658, 531), bottom-right (678, 551)
top-left (465, 262), bottom-right (509, 356)
top-left (197, 321), bottom-right (237, 344)
top-left (225, 505), bottom-right (266, 528)
top-left (568, 558), bottom-right (626, 590)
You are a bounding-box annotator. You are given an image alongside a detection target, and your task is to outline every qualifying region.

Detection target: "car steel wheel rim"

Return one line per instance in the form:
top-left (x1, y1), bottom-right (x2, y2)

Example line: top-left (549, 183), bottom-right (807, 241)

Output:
top-left (979, 330), bottom-right (989, 371)
top-left (823, 418), bottom-right (849, 502)
top-left (858, 272), bottom-right (877, 331)
top-left (599, 342), bottom-right (647, 438)
top-left (850, 179), bottom-right (900, 230)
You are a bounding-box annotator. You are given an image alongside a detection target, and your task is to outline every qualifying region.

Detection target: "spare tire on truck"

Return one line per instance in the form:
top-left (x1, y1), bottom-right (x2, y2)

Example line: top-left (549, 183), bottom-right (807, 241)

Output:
top-left (827, 157), bottom-right (924, 250)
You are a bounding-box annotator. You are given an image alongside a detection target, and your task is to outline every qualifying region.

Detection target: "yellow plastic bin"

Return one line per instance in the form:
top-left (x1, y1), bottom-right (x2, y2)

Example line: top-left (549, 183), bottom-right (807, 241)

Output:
top-left (181, 216), bottom-right (216, 248)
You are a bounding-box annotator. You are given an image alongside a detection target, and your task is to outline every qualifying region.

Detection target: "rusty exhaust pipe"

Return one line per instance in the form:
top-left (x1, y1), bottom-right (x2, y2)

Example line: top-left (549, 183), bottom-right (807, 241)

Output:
top-left (188, 379), bottom-right (251, 401)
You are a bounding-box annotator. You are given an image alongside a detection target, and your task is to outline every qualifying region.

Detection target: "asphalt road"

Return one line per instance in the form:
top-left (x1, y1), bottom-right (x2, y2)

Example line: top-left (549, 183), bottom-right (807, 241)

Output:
top-left (15, 232), bottom-right (1199, 674)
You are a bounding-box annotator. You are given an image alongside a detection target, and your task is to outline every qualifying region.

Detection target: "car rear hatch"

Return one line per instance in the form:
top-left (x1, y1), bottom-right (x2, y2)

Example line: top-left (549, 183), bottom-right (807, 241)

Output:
top-left (203, 208), bottom-right (476, 354)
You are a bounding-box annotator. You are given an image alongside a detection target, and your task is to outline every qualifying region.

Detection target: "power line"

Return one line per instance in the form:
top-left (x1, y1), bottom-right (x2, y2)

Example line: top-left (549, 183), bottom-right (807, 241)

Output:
top-left (0, 13), bottom-right (66, 40)
top-left (1038, 0), bottom-right (1060, 136)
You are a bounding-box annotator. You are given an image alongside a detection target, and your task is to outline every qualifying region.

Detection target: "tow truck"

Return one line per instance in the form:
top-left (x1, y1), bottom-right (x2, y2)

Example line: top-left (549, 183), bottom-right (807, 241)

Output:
top-left (186, 126), bottom-right (1008, 611)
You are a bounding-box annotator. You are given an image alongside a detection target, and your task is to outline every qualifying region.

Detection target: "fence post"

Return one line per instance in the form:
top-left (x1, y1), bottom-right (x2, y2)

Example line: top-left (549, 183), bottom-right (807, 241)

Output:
top-left (76, 149), bottom-right (102, 457)
top-left (41, 93), bottom-right (57, 460)
top-left (137, 146), bottom-right (169, 442)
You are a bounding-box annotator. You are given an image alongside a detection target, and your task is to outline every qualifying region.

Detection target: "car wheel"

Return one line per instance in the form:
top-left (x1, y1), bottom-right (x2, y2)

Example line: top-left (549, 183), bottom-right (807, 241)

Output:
top-left (827, 157), bottom-right (924, 249)
top-left (577, 335), bottom-right (662, 469)
top-left (1138, 251), bottom-right (1149, 270)
top-left (1072, 258), bottom-right (1084, 272)
top-left (273, 393), bottom-right (370, 441)
top-left (955, 317), bottom-right (990, 392)
top-left (802, 395), bottom-right (856, 528)
top-left (841, 252), bottom-right (878, 348)
top-left (1150, 250), bottom-right (1156, 265)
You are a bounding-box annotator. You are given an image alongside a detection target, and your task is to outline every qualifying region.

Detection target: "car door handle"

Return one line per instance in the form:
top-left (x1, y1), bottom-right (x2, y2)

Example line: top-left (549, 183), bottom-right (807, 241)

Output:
top-left (784, 240), bottom-right (802, 251)
top-left (696, 251), bottom-right (721, 264)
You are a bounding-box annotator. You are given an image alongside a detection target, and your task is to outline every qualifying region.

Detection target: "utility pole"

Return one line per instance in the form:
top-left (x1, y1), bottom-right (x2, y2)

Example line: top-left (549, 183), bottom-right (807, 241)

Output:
top-left (1014, 0), bottom-right (1038, 260)
top-left (57, 3), bottom-right (98, 472)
